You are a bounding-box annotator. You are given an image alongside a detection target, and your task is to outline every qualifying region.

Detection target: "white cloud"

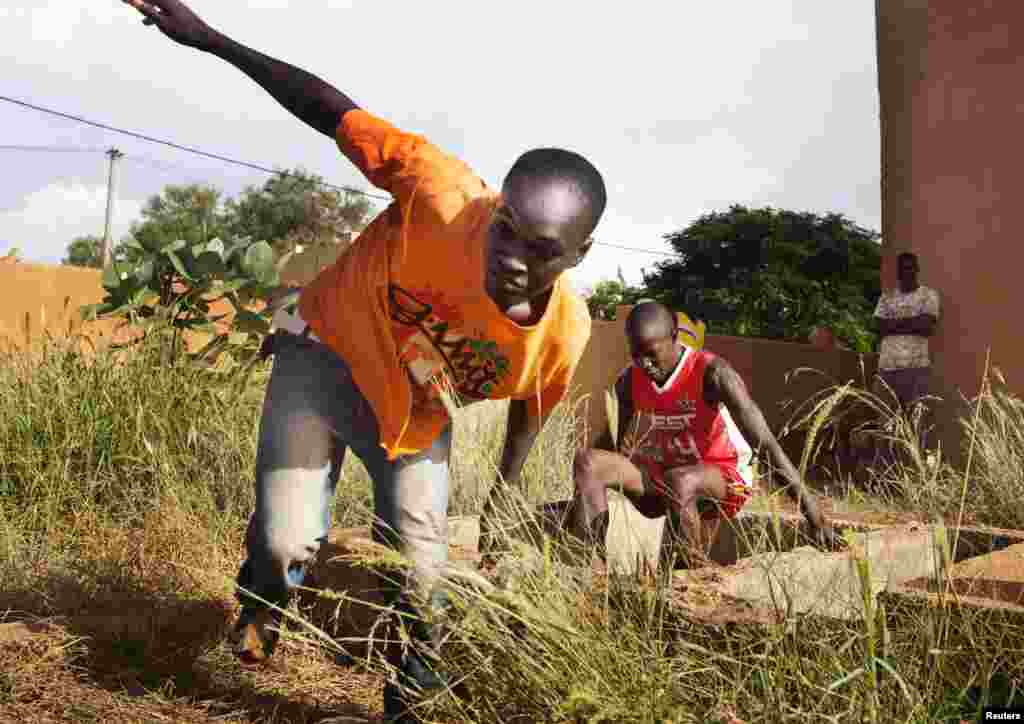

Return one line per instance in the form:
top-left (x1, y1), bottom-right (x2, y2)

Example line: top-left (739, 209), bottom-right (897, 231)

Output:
top-left (2, 1), bottom-right (124, 50)
top-left (1, 0), bottom-right (880, 282)
top-left (0, 182), bottom-right (143, 263)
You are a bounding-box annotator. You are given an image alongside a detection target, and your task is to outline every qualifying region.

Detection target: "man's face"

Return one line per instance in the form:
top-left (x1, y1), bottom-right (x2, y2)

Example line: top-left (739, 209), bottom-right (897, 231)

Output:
top-left (897, 256), bottom-right (919, 291)
top-left (484, 177), bottom-right (594, 308)
top-left (627, 324), bottom-right (680, 383)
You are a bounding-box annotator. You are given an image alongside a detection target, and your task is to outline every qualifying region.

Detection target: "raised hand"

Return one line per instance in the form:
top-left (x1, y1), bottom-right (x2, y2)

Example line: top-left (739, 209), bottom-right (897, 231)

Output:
top-left (122, 0), bottom-right (219, 51)
top-left (116, 0), bottom-right (358, 138)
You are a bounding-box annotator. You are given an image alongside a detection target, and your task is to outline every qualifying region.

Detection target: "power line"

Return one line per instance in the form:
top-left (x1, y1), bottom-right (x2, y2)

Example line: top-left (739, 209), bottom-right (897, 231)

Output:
top-left (2, 142), bottom-right (273, 179)
top-left (121, 152), bottom-right (221, 176)
top-left (589, 240), bottom-right (676, 257)
top-left (0, 144), bottom-right (106, 154)
top-left (0, 94), bottom-right (682, 260)
top-left (0, 94), bottom-right (390, 201)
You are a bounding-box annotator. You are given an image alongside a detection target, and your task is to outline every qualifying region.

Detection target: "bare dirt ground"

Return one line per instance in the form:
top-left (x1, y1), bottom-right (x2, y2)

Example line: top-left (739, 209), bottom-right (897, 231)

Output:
top-left (0, 486), bottom-right (945, 724)
top-left (0, 611), bottom-right (385, 724)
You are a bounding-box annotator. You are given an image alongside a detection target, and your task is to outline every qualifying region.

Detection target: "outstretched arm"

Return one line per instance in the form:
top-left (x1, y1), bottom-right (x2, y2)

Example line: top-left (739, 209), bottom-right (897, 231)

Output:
top-left (703, 358), bottom-right (834, 542)
top-left (123, 0), bottom-right (358, 138)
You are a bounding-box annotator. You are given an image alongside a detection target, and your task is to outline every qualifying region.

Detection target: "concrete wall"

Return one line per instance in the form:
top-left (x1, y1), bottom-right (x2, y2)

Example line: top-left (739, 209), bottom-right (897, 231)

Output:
top-left (0, 262), bottom-right (255, 354)
top-left (0, 247), bottom-right (343, 354)
top-left (3, 266), bottom-right (875, 466)
top-left (877, 0), bottom-right (1024, 464)
top-left (0, 262), bottom-right (121, 352)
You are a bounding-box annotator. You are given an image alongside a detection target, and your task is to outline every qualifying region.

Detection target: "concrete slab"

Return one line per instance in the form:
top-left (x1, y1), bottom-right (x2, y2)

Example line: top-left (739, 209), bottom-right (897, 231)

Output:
top-left (468, 501), bottom-right (877, 575)
top-left (311, 505), bottom-right (1021, 631)
top-left (904, 541), bottom-right (1024, 605)
top-left (453, 495), bottom-right (667, 576)
top-left (950, 540), bottom-right (1024, 576)
top-left (881, 585), bottom-right (1024, 617)
top-left (717, 524), bottom-right (939, 620)
top-left (707, 511), bottom-right (1024, 569)
top-left (449, 515), bottom-right (480, 550)
top-left (602, 492), bottom-right (666, 575)
top-left (0, 621), bottom-right (51, 645)
top-left (708, 509), bottom-right (817, 565)
top-left (945, 524), bottom-right (1024, 562)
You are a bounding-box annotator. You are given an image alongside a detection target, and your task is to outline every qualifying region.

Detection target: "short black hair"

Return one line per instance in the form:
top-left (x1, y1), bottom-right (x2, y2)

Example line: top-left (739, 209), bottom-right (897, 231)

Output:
top-left (897, 251), bottom-right (919, 265)
top-left (626, 301), bottom-right (676, 340)
top-left (504, 148), bottom-right (607, 223)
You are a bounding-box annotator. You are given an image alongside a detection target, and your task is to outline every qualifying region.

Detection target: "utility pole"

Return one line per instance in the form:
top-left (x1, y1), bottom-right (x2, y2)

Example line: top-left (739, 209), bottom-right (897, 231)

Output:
top-left (100, 147), bottom-right (123, 268)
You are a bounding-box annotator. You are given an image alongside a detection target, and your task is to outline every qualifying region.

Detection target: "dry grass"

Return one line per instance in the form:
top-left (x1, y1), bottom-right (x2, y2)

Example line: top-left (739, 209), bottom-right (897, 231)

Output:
top-left (2, 331), bottom-right (1024, 723)
top-left (783, 358), bottom-right (1024, 531)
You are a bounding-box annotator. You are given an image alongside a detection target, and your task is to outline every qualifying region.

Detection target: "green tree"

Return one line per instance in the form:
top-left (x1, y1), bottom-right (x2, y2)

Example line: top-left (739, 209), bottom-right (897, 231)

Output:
top-left (225, 168), bottom-right (373, 255)
top-left (84, 181), bottom-right (287, 369)
top-left (128, 184), bottom-right (228, 254)
top-left (585, 279), bottom-right (649, 320)
top-left (63, 235), bottom-right (104, 268)
top-left (642, 205), bottom-right (882, 352)
top-left (82, 233), bottom-right (288, 370)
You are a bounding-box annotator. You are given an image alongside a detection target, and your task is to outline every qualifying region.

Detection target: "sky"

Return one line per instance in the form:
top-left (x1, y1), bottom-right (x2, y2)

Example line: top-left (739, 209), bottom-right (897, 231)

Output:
top-left (0, 0), bottom-right (880, 291)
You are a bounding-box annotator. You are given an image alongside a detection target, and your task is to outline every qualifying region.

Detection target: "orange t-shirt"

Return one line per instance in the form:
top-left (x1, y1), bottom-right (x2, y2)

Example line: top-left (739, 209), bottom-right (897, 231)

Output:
top-left (298, 109), bottom-right (592, 460)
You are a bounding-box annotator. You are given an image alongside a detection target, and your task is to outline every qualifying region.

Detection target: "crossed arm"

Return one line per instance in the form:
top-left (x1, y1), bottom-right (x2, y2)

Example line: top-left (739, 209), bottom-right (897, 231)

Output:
top-left (877, 314), bottom-right (937, 338)
top-left (123, 0), bottom-right (358, 137)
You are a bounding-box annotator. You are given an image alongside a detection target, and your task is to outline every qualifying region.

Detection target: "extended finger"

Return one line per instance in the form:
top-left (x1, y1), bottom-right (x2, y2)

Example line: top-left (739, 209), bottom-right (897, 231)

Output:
top-left (122, 0), bottom-right (161, 20)
top-left (125, 0), bottom-right (172, 11)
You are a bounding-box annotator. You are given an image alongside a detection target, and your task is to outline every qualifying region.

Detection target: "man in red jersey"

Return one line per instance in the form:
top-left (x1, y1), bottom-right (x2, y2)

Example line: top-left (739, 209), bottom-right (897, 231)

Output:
top-left (571, 302), bottom-right (838, 567)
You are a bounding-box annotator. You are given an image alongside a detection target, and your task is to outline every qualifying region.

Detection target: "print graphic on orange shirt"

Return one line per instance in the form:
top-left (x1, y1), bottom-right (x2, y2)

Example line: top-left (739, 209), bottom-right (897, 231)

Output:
top-left (388, 284), bottom-right (511, 410)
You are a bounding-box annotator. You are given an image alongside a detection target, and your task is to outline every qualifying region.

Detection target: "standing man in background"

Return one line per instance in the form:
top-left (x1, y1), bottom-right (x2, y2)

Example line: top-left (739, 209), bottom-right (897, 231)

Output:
top-left (873, 251), bottom-right (941, 457)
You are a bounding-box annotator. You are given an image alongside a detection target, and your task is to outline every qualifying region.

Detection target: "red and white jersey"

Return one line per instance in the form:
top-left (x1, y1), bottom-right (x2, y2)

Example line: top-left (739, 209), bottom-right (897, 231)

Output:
top-left (622, 348), bottom-right (753, 486)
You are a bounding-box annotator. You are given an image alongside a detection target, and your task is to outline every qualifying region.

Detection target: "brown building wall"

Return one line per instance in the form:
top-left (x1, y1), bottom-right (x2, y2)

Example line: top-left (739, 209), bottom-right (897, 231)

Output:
top-left (0, 248), bottom-right (344, 355)
top-left (877, 0), bottom-right (1024, 464)
top-left (0, 262), bottom-right (118, 352)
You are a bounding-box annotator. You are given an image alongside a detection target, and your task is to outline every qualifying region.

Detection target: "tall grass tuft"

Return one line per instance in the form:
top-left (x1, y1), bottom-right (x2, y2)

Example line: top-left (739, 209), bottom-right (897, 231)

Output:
top-left (3, 327), bottom-right (1024, 723)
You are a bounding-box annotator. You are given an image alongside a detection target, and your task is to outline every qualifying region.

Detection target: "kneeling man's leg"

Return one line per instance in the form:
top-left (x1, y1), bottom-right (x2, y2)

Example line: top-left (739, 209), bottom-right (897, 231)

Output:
top-left (662, 464), bottom-right (750, 568)
top-left (571, 448), bottom-right (660, 551)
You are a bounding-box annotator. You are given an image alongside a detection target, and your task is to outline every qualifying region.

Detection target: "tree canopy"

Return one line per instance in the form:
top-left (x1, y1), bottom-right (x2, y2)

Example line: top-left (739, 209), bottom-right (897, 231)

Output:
top-left (225, 169), bottom-right (373, 255)
top-left (638, 205), bottom-right (882, 352)
top-left (584, 279), bottom-right (649, 320)
top-left (64, 169), bottom-right (375, 271)
top-left (62, 235), bottom-right (105, 269)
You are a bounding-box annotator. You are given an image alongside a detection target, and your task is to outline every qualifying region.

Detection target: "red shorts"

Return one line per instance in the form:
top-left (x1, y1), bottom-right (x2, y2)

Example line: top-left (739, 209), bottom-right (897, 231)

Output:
top-left (697, 473), bottom-right (752, 521)
top-left (634, 462), bottom-right (752, 521)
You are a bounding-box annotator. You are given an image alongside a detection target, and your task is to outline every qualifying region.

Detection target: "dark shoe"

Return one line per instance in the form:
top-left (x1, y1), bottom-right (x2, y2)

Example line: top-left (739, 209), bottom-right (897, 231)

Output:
top-left (227, 606), bottom-right (281, 665)
top-left (382, 592), bottom-right (454, 723)
top-left (382, 647), bottom-right (449, 723)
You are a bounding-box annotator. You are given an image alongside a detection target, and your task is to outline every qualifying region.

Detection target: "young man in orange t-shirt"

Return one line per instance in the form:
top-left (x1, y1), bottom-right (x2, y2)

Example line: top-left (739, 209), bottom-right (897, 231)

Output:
top-left (123, 1), bottom-right (603, 720)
